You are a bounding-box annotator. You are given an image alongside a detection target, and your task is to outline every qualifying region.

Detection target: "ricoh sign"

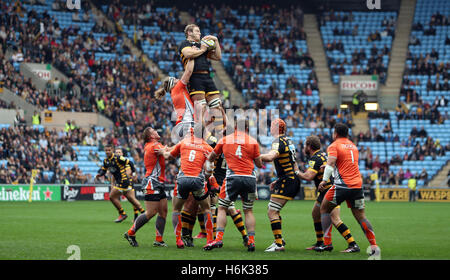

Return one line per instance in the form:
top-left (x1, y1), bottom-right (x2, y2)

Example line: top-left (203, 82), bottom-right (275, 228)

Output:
top-left (341, 80), bottom-right (378, 91)
top-left (340, 75), bottom-right (379, 103)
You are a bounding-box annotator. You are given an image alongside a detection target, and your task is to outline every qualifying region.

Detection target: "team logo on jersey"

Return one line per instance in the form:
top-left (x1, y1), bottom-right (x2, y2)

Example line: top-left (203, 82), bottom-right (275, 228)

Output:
top-left (308, 160), bottom-right (316, 168)
top-left (271, 142), bottom-right (279, 151)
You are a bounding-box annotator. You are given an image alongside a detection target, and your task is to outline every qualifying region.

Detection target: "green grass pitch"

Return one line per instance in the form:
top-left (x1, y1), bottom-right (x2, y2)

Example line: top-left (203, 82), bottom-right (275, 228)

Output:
top-left (1, 200), bottom-right (449, 260)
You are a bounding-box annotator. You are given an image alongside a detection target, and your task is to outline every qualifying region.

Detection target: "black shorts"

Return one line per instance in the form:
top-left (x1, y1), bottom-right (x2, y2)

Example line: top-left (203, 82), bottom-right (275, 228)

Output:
top-left (188, 73), bottom-right (219, 97)
top-left (142, 177), bottom-right (167, 202)
top-left (220, 176), bottom-right (257, 203)
top-left (316, 185), bottom-right (332, 204)
top-left (207, 175), bottom-right (225, 196)
top-left (325, 186), bottom-right (365, 209)
top-left (271, 176), bottom-right (301, 201)
top-left (176, 177), bottom-right (208, 201)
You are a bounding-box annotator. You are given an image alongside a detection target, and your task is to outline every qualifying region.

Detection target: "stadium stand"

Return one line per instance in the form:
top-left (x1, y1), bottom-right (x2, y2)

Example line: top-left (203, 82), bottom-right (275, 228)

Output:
top-left (363, 0), bottom-right (450, 188)
top-left (318, 9), bottom-right (397, 84)
top-left (0, 0), bottom-right (449, 188)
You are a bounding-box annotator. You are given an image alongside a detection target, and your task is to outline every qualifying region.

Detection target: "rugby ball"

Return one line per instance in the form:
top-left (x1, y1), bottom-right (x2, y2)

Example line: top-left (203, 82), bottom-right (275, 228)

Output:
top-left (201, 39), bottom-right (216, 51)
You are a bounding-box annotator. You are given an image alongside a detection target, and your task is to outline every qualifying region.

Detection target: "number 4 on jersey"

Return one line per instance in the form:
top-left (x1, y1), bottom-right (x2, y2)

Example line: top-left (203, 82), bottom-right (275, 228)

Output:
top-left (235, 145), bottom-right (242, 158)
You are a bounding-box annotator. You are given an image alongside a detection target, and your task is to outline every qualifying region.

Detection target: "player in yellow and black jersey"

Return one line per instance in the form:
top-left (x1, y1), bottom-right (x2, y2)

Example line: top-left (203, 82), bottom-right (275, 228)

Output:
top-left (179, 24), bottom-right (227, 132)
top-left (296, 135), bottom-right (360, 253)
top-left (96, 144), bottom-right (144, 223)
top-left (260, 119), bottom-right (301, 252)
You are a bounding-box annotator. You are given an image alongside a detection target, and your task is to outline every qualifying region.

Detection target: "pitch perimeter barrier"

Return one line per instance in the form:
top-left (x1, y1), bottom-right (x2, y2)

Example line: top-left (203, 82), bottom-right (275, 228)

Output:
top-left (0, 184), bottom-right (448, 202)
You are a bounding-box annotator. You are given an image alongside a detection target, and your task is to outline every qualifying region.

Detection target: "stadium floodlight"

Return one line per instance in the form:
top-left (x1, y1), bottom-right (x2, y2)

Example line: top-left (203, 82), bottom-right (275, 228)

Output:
top-left (365, 103), bottom-right (378, 111)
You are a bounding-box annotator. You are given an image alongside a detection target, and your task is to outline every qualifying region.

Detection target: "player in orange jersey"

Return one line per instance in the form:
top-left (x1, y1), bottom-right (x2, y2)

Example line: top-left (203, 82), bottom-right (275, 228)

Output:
top-left (297, 135), bottom-right (359, 253)
top-left (123, 127), bottom-right (168, 248)
top-left (317, 123), bottom-right (380, 258)
top-left (203, 119), bottom-right (263, 252)
top-left (157, 123), bottom-right (215, 249)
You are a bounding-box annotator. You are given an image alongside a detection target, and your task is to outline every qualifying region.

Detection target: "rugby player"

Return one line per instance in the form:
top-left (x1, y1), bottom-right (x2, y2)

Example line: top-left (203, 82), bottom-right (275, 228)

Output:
top-left (157, 124), bottom-right (215, 249)
top-left (155, 59), bottom-right (198, 138)
top-left (95, 144), bottom-right (143, 223)
top-left (123, 127), bottom-right (168, 247)
top-left (296, 135), bottom-right (359, 253)
top-left (260, 119), bottom-right (301, 252)
top-left (203, 119), bottom-right (263, 252)
top-left (318, 123), bottom-right (380, 256)
top-left (179, 24), bottom-right (227, 132)
top-left (181, 128), bottom-right (249, 247)
top-left (111, 148), bottom-right (145, 221)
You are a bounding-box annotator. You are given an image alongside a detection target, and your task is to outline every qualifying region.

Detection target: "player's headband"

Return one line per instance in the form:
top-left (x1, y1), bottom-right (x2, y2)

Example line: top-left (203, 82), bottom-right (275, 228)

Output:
top-left (164, 77), bottom-right (176, 93)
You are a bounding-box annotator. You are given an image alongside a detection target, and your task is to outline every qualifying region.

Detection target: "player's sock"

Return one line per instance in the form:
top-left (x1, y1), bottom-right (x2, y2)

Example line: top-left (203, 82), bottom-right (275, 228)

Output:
top-left (118, 208), bottom-right (125, 215)
top-left (204, 212), bottom-right (214, 243)
top-left (133, 207), bottom-right (139, 220)
top-left (181, 211), bottom-right (195, 237)
top-left (270, 219), bottom-right (283, 246)
top-left (359, 218), bottom-right (377, 246)
top-left (324, 225), bottom-right (333, 245)
top-left (314, 220), bottom-right (324, 244)
top-left (248, 231), bottom-right (255, 244)
top-left (128, 213), bottom-right (149, 236)
top-left (211, 206), bottom-right (217, 237)
top-left (155, 215), bottom-right (166, 242)
top-left (215, 227), bottom-right (224, 241)
top-left (172, 212), bottom-right (182, 241)
top-left (231, 211), bottom-right (247, 238)
top-left (321, 213), bottom-right (333, 246)
top-left (197, 213), bottom-right (206, 234)
top-left (214, 116), bottom-right (224, 131)
top-left (336, 222), bottom-right (356, 246)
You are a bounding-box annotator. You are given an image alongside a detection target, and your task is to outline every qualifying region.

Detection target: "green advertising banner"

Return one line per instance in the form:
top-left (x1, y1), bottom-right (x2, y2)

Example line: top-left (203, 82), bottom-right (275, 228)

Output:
top-left (0, 185), bottom-right (61, 202)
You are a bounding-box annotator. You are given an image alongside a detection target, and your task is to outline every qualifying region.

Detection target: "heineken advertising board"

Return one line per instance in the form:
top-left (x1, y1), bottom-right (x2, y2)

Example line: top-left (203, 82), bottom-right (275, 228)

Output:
top-left (0, 185), bottom-right (61, 201)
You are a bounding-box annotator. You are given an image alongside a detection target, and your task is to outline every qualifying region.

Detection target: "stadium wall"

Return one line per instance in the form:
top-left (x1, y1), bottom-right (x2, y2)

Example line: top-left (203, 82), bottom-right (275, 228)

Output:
top-left (41, 111), bottom-right (114, 130)
top-left (0, 88), bottom-right (39, 124)
top-left (0, 109), bottom-right (24, 125)
top-left (20, 63), bottom-right (81, 94)
top-left (0, 184), bottom-right (448, 202)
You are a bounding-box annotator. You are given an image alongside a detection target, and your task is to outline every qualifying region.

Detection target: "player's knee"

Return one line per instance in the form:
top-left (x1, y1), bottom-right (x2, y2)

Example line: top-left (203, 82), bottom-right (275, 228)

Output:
top-left (268, 199), bottom-right (283, 213)
top-left (207, 97), bottom-right (221, 109)
top-left (218, 198), bottom-right (232, 209)
top-left (195, 98), bottom-right (207, 108)
top-left (146, 208), bottom-right (157, 219)
top-left (242, 201), bottom-right (254, 211)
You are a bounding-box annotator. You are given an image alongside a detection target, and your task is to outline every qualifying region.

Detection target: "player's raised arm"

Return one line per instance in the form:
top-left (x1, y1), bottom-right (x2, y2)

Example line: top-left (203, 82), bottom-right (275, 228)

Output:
top-left (203, 35), bottom-right (222, 61)
top-left (181, 44), bottom-right (208, 59)
top-left (180, 59), bottom-right (194, 85)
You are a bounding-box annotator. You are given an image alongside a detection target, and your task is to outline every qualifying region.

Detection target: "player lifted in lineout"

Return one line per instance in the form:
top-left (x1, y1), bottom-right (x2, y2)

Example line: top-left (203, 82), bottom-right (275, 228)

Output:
top-left (179, 24), bottom-right (227, 132)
